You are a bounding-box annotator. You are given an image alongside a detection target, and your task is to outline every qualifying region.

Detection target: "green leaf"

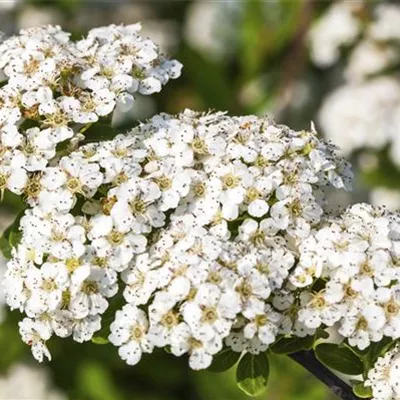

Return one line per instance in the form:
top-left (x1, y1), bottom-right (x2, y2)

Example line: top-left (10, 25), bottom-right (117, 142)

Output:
top-left (366, 338), bottom-right (396, 365)
top-left (270, 335), bottom-right (314, 354)
top-left (0, 227), bottom-right (12, 259)
top-left (315, 343), bottom-right (364, 375)
top-left (91, 336), bottom-right (109, 345)
top-left (236, 352), bottom-right (269, 397)
top-left (315, 328), bottom-right (330, 341)
top-left (346, 338), bottom-right (396, 370)
top-left (82, 123), bottom-right (118, 144)
top-left (0, 210), bottom-right (25, 259)
top-left (353, 382), bottom-right (373, 398)
top-left (207, 347), bottom-right (241, 373)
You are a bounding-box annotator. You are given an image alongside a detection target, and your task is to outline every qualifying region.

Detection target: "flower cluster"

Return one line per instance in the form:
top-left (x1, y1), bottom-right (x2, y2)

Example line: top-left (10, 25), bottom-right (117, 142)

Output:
top-left (292, 203), bottom-right (400, 350)
top-left (0, 24), bottom-right (181, 197)
top-left (3, 109), bottom-right (352, 367)
top-left (366, 345), bottom-right (400, 400)
top-left (3, 22), bottom-right (400, 399)
top-left (309, 2), bottom-right (400, 73)
top-left (311, 2), bottom-right (400, 169)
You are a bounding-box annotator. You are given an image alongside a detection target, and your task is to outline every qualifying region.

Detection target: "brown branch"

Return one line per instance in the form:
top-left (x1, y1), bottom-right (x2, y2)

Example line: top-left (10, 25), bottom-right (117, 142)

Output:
top-left (289, 350), bottom-right (362, 400)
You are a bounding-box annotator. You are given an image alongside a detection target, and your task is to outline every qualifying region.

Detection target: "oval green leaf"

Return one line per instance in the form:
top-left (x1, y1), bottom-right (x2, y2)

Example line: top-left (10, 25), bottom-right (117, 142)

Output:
top-left (315, 343), bottom-right (364, 375)
top-left (208, 347), bottom-right (241, 373)
top-left (91, 336), bottom-right (109, 345)
top-left (353, 382), bottom-right (373, 398)
top-left (236, 352), bottom-right (269, 397)
top-left (270, 335), bottom-right (314, 354)
top-left (0, 210), bottom-right (25, 259)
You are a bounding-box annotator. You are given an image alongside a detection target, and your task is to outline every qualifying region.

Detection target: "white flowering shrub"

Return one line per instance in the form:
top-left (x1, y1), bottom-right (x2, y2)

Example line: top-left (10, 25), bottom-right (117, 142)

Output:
top-left (310, 1), bottom-right (400, 211)
top-left (0, 23), bottom-right (399, 400)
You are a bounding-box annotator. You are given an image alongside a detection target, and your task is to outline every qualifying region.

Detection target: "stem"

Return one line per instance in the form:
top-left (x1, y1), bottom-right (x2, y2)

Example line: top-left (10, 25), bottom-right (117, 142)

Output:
top-left (289, 350), bottom-right (361, 400)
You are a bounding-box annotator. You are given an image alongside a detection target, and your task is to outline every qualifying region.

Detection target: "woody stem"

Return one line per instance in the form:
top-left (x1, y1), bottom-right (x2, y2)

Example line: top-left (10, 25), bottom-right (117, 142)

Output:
top-left (289, 350), bottom-right (361, 400)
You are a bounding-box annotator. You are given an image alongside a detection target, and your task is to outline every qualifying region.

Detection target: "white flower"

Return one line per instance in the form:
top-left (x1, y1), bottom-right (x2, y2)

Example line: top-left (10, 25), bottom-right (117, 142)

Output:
top-left (0, 165), bottom-right (28, 195)
top-left (109, 304), bottom-right (153, 366)
top-left (69, 266), bottom-right (117, 318)
top-left (109, 177), bottom-right (164, 234)
top-left (243, 303), bottom-right (282, 345)
top-left (270, 193), bottom-right (323, 238)
top-left (309, 1), bottom-right (361, 67)
top-left (182, 283), bottom-right (239, 342)
top-left (25, 263), bottom-right (69, 316)
top-left (89, 214), bottom-right (147, 271)
top-left (366, 345), bottom-right (400, 400)
top-left (121, 253), bottom-right (159, 305)
top-left (19, 317), bottom-right (52, 362)
top-left (170, 322), bottom-right (221, 370)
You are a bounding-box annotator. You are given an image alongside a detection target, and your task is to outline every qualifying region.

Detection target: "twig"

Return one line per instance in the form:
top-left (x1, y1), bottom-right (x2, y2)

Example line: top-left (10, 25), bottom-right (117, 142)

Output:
top-left (289, 350), bottom-right (361, 400)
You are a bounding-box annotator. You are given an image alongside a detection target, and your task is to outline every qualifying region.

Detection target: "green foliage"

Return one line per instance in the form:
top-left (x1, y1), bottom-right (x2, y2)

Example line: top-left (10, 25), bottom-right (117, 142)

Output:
top-left (77, 361), bottom-right (124, 400)
top-left (207, 347), bottom-right (241, 373)
top-left (348, 337), bottom-right (397, 372)
top-left (81, 123), bottom-right (118, 144)
top-left (0, 313), bottom-right (25, 373)
top-left (236, 352), bottom-right (270, 397)
top-left (360, 148), bottom-right (400, 190)
top-left (315, 343), bottom-right (364, 375)
top-left (270, 335), bottom-right (314, 354)
top-left (0, 209), bottom-right (25, 260)
top-left (178, 45), bottom-right (235, 112)
top-left (352, 382), bottom-right (373, 398)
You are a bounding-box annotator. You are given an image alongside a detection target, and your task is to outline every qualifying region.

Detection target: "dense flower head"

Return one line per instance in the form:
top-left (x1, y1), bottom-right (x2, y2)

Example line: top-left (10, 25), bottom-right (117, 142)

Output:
top-left (366, 344), bottom-right (400, 400)
top-left (0, 23), bottom-right (182, 197)
top-left (293, 203), bottom-right (400, 350)
top-left (2, 109), bottom-right (352, 367)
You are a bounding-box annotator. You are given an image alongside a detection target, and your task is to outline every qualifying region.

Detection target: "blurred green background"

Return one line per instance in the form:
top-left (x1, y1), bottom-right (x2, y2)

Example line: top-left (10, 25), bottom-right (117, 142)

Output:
top-left (2, 0), bottom-right (398, 398)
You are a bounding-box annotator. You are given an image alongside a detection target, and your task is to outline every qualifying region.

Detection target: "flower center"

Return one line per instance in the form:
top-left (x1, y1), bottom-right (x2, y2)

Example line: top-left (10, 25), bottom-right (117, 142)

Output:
top-left (385, 301), bottom-right (399, 316)
top-left (82, 280), bottom-right (99, 295)
top-left (66, 258), bottom-right (80, 273)
top-left (161, 311), bottom-right (179, 329)
top-left (130, 325), bottom-right (144, 341)
top-left (51, 229), bottom-right (65, 242)
top-left (208, 271), bottom-right (221, 285)
top-left (61, 290), bottom-right (71, 309)
top-left (107, 230), bottom-right (124, 246)
top-left (201, 307), bottom-right (218, 324)
top-left (289, 199), bottom-right (303, 217)
top-left (222, 173), bottom-right (239, 189)
top-left (194, 182), bottom-right (206, 197)
top-left (155, 175), bottom-right (172, 191)
top-left (356, 316), bottom-right (368, 331)
top-left (236, 281), bottom-right (253, 299)
top-left (360, 261), bottom-right (374, 276)
top-left (254, 155), bottom-right (269, 168)
top-left (25, 175), bottom-right (42, 198)
top-left (246, 187), bottom-right (261, 202)
top-left (24, 58), bottom-right (40, 76)
top-left (251, 230), bottom-right (265, 247)
top-left (255, 315), bottom-right (268, 327)
top-left (93, 256), bottom-right (108, 268)
top-left (41, 278), bottom-right (58, 292)
top-left (192, 138), bottom-right (208, 155)
top-left (67, 177), bottom-right (82, 193)
top-left (129, 198), bottom-right (147, 215)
